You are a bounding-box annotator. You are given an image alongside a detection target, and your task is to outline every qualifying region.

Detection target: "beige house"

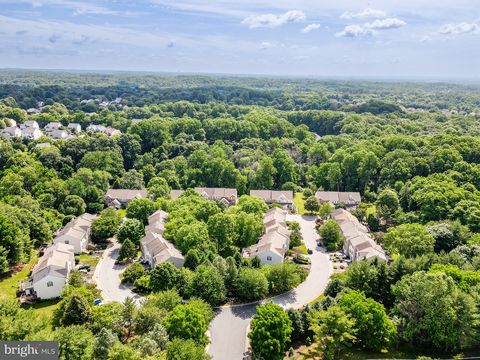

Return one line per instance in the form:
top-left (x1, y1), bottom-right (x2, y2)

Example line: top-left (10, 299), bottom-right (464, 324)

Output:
top-left (194, 187), bottom-right (238, 206)
top-left (332, 208), bottom-right (387, 262)
top-left (315, 191), bottom-right (361, 207)
top-left (24, 243), bottom-right (75, 300)
top-left (250, 190), bottom-right (294, 210)
top-left (0, 126), bottom-right (22, 140)
top-left (243, 207), bottom-right (291, 264)
top-left (53, 213), bottom-right (96, 253)
top-left (170, 189), bottom-right (184, 200)
top-left (105, 189), bottom-right (149, 209)
top-left (140, 210), bottom-right (184, 268)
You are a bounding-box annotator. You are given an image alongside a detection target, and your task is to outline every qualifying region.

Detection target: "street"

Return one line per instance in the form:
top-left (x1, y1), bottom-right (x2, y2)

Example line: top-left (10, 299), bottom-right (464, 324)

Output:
top-left (93, 240), bottom-right (144, 305)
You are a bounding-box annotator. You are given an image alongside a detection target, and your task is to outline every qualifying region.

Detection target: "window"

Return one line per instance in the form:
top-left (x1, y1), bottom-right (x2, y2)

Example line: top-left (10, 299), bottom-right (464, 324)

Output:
top-left (267, 256), bottom-right (272, 261)
top-left (47, 281), bottom-right (53, 287)
top-left (64, 240), bottom-right (69, 244)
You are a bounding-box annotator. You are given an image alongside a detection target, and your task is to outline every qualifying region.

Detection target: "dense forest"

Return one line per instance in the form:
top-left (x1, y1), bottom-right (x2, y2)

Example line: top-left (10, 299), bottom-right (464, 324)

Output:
top-left (0, 72), bottom-right (480, 359)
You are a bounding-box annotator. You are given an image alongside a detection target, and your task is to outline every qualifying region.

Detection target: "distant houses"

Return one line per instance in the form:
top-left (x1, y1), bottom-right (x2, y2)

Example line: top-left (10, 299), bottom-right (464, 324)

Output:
top-left (105, 189), bottom-right (149, 209)
top-left (140, 210), bottom-right (184, 269)
top-left (250, 190), bottom-right (294, 210)
top-left (23, 243), bottom-right (75, 300)
top-left (315, 191), bottom-right (361, 207)
top-left (0, 126), bottom-right (22, 140)
top-left (53, 213), bottom-right (96, 254)
top-left (332, 208), bottom-right (387, 262)
top-left (243, 207), bottom-right (291, 265)
top-left (194, 187), bottom-right (238, 206)
top-left (67, 123), bottom-right (81, 133)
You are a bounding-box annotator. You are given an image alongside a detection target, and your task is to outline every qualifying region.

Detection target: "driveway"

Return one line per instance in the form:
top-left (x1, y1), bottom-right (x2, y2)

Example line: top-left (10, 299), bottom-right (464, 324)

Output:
top-left (93, 240), bottom-right (144, 305)
top-left (208, 214), bottom-right (333, 360)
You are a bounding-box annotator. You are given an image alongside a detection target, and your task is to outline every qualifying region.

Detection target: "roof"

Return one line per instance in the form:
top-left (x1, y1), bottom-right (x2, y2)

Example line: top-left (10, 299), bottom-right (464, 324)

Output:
top-left (244, 206), bottom-right (290, 259)
top-left (194, 187), bottom-right (237, 201)
top-left (170, 189), bottom-right (184, 199)
top-left (105, 189), bottom-right (148, 202)
top-left (141, 210), bottom-right (183, 264)
top-left (32, 243), bottom-right (75, 282)
top-left (333, 208), bottom-right (387, 261)
top-left (250, 190), bottom-right (293, 204)
top-left (56, 213), bottom-right (96, 242)
top-left (67, 123), bottom-right (81, 128)
top-left (315, 191), bottom-right (361, 205)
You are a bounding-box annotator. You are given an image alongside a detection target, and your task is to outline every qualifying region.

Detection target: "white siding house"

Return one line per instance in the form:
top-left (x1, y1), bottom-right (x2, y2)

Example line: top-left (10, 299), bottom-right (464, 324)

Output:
top-left (26, 243), bottom-right (75, 300)
top-left (140, 210), bottom-right (184, 268)
top-left (53, 213), bottom-right (96, 253)
top-left (243, 207), bottom-right (291, 265)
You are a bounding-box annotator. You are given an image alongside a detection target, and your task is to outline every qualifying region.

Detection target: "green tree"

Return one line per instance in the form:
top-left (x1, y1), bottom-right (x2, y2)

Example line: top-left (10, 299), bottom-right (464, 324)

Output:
top-left (338, 290), bottom-right (396, 351)
top-left (126, 198), bottom-right (157, 225)
top-left (121, 263), bottom-right (145, 285)
top-left (376, 189), bottom-right (399, 222)
top-left (304, 196), bottom-right (320, 213)
top-left (118, 239), bottom-right (136, 262)
top-left (207, 212), bottom-right (236, 255)
top-left (235, 267), bottom-right (269, 301)
top-left (55, 325), bottom-right (95, 360)
top-left (60, 195), bottom-right (86, 216)
top-left (93, 328), bottom-right (118, 360)
top-left (117, 218), bottom-right (144, 244)
top-left (310, 305), bottom-right (356, 360)
top-left (266, 262), bottom-right (303, 294)
top-left (114, 170), bottom-right (145, 190)
top-left (107, 343), bottom-right (140, 360)
top-left (249, 302), bottom-right (292, 360)
top-left (163, 303), bottom-right (209, 345)
top-left (392, 271), bottom-right (477, 350)
top-left (318, 202), bottom-right (334, 220)
top-left (253, 156), bottom-right (276, 189)
top-left (319, 220), bottom-right (343, 251)
top-left (383, 223), bottom-right (435, 257)
top-left (149, 262), bottom-right (181, 292)
top-left (91, 208), bottom-right (122, 242)
top-left (54, 293), bottom-right (93, 327)
top-left (166, 338), bottom-right (210, 360)
top-left (190, 264), bottom-right (226, 306)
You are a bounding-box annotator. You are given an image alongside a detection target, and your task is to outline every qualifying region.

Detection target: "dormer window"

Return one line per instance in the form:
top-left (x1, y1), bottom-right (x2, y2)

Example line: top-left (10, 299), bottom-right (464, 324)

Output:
top-left (47, 281), bottom-right (53, 287)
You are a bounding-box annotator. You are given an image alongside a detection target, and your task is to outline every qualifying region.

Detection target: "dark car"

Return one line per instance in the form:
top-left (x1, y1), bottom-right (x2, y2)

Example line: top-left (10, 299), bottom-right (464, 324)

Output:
top-left (78, 264), bottom-right (91, 271)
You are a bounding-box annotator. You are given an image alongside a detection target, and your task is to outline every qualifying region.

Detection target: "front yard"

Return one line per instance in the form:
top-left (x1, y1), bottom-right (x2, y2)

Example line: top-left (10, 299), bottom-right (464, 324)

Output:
top-left (294, 193), bottom-right (306, 214)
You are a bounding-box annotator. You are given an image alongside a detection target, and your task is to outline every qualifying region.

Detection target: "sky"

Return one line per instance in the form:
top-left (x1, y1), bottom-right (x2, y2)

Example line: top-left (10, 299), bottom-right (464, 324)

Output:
top-left (0, 0), bottom-right (479, 79)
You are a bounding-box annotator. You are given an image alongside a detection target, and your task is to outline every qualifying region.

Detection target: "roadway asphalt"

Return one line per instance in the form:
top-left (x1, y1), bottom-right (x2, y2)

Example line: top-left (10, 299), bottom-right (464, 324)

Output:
top-left (93, 240), bottom-right (144, 305)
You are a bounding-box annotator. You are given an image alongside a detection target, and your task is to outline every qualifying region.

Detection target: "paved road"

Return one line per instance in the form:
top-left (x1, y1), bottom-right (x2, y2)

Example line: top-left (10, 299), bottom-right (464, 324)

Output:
top-left (93, 240), bottom-right (144, 305)
top-left (208, 214), bottom-right (333, 360)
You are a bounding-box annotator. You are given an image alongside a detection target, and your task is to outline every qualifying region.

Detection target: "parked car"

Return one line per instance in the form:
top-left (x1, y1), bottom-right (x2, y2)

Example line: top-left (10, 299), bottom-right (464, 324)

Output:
top-left (78, 264), bottom-right (91, 271)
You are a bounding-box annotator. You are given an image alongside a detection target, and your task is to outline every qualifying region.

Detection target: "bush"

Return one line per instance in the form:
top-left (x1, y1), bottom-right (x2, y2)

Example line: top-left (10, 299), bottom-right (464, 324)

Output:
top-left (236, 267), bottom-right (269, 301)
top-left (265, 262), bottom-right (304, 294)
top-left (121, 263), bottom-right (145, 285)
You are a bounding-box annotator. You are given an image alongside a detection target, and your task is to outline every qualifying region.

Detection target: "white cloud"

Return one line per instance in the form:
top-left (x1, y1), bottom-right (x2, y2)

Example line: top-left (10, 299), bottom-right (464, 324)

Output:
top-left (336, 18), bottom-right (406, 37)
top-left (439, 22), bottom-right (480, 35)
top-left (301, 23), bottom-right (321, 33)
top-left (242, 10), bottom-right (306, 29)
top-left (340, 8), bottom-right (386, 19)
top-left (336, 25), bottom-right (375, 37)
top-left (260, 41), bottom-right (273, 50)
top-left (368, 18), bottom-right (406, 30)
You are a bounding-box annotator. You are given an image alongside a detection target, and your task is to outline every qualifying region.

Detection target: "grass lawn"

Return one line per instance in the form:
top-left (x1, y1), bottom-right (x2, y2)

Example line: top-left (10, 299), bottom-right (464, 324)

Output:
top-left (78, 253), bottom-right (100, 267)
top-left (294, 193), bottom-right (306, 214)
top-left (25, 299), bottom-right (60, 319)
top-left (0, 255), bottom-right (37, 300)
top-left (117, 209), bottom-right (127, 218)
top-left (292, 242), bottom-right (308, 255)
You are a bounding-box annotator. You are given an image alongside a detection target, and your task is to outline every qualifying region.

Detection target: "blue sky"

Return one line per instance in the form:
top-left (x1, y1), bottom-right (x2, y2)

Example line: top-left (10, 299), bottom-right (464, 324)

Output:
top-left (0, 0), bottom-right (479, 78)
